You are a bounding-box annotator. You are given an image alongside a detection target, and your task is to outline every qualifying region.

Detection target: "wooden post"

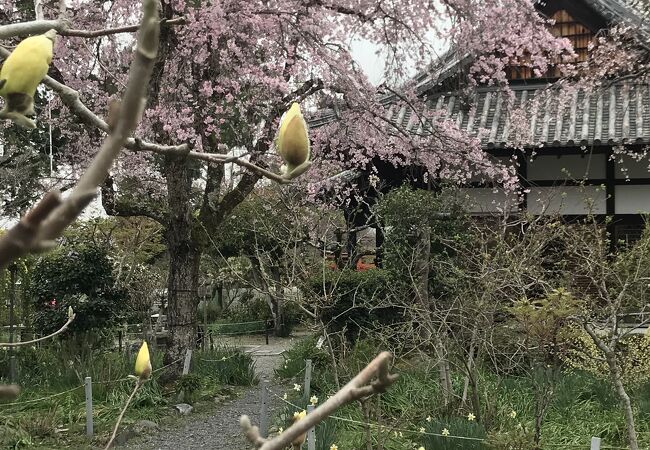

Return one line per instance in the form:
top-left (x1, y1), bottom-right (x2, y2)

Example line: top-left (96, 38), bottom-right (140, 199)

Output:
top-left (259, 380), bottom-right (270, 438)
top-left (9, 356), bottom-right (16, 383)
top-left (183, 349), bottom-right (193, 375)
top-left (590, 437), bottom-right (601, 450)
top-left (307, 405), bottom-right (316, 450)
top-left (8, 265), bottom-right (16, 383)
top-left (85, 377), bottom-right (93, 437)
top-left (304, 359), bottom-right (312, 401)
top-left (203, 292), bottom-right (208, 350)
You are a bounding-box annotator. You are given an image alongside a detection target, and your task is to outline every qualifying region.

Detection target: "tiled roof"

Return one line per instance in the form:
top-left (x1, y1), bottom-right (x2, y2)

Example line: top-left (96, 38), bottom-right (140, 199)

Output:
top-left (403, 83), bottom-right (650, 148)
top-left (309, 0), bottom-right (650, 149)
top-left (310, 82), bottom-right (650, 149)
top-left (586, 0), bottom-right (649, 31)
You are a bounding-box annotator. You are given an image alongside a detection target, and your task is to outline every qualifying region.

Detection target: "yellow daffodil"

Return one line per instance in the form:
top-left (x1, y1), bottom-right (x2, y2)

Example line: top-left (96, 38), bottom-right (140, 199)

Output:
top-left (310, 395), bottom-right (318, 405)
top-left (441, 428), bottom-right (450, 437)
top-left (419, 427), bottom-right (425, 433)
top-left (293, 383), bottom-right (301, 392)
top-left (278, 427), bottom-right (284, 433)
top-left (283, 393), bottom-right (288, 400)
top-left (418, 447), bottom-right (426, 450)
top-left (293, 410), bottom-right (307, 420)
top-left (134, 341), bottom-right (152, 379)
top-left (467, 412), bottom-right (476, 421)
top-left (330, 445), bottom-right (338, 450)
top-left (426, 415), bottom-right (432, 422)
top-left (509, 410), bottom-right (517, 419)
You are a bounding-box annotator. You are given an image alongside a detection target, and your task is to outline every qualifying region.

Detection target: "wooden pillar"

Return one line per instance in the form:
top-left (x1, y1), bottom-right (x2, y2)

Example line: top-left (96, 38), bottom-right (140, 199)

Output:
top-left (375, 225), bottom-right (384, 268)
top-left (606, 151), bottom-right (616, 251)
top-left (516, 150), bottom-right (528, 211)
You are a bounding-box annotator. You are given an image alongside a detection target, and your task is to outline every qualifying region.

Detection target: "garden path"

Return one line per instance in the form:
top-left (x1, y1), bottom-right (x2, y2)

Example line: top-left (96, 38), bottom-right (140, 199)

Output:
top-left (124, 332), bottom-right (307, 449)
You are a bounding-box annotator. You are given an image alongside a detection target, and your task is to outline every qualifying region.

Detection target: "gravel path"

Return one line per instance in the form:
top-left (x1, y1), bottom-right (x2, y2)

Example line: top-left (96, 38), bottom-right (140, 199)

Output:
top-left (123, 334), bottom-right (305, 449)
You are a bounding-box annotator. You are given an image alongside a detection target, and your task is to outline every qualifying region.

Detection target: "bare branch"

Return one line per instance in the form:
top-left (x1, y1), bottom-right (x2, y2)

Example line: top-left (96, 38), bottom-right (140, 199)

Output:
top-left (0, 312), bottom-right (75, 348)
top-left (241, 352), bottom-right (397, 450)
top-left (0, 0), bottom-right (161, 270)
top-left (0, 17), bottom-right (184, 40)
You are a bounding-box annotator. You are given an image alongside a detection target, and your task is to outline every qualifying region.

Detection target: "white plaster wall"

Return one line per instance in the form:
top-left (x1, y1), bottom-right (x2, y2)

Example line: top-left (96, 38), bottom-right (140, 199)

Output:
top-left (615, 185), bottom-right (650, 214)
top-left (527, 154), bottom-right (606, 180)
top-left (468, 156), bottom-right (515, 182)
top-left (528, 186), bottom-right (606, 215)
top-left (615, 155), bottom-right (650, 180)
top-left (458, 188), bottom-right (518, 214)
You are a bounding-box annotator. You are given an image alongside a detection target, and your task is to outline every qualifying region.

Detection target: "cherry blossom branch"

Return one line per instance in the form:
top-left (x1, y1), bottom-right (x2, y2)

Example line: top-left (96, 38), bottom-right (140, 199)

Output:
top-left (0, 17), bottom-right (184, 40)
top-left (240, 351), bottom-right (398, 450)
top-left (0, 0), bottom-right (160, 270)
top-left (0, 47), bottom-right (288, 184)
top-left (0, 310), bottom-right (75, 348)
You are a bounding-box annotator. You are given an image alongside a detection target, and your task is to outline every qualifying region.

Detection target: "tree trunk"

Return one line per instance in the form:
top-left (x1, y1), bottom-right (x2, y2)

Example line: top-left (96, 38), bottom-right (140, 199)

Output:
top-left (162, 156), bottom-right (201, 379)
top-left (270, 265), bottom-right (287, 337)
top-left (414, 225), bottom-right (453, 406)
top-left (606, 353), bottom-right (639, 450)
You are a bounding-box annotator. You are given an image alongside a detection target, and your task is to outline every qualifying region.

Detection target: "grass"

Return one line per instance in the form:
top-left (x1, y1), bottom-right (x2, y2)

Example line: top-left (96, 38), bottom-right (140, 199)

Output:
top-left (207, 319), bottom-right (267, 336)
top-left (270, 337), bottom-right (650, 450)
top-left (0, 345), bottom-right (257, 449)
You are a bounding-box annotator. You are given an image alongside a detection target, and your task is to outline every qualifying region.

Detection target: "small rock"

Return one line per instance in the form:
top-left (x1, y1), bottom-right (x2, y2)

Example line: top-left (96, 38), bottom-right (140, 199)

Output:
top-left (174, 403), bottom-right (193, 415)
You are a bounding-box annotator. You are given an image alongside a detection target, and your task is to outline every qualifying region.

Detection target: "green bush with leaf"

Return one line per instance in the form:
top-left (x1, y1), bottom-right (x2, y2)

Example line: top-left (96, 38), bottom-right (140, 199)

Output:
top-left (30, 244), bottom-right (126, 337)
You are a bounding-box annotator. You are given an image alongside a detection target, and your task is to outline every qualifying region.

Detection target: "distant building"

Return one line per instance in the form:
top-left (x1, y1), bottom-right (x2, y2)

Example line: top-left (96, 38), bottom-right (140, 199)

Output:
top-left (313, 0), bottom-right (650, 257)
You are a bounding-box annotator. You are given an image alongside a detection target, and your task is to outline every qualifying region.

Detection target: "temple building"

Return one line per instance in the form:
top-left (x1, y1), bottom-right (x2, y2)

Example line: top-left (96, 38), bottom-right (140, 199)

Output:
top-left (313, 0), bottom-right (650, 255)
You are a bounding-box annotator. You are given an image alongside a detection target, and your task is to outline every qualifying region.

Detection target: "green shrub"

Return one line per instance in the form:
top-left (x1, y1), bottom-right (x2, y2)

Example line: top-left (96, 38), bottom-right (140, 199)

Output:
top-left (30, 244), bottom-right (126, 337)
top-left (421, 417), bottom-right (487, 450)
top-left (194, 347), bottom-right (257, 386)
top-left (178, 373), bottom-right (202, 403)
top-left (305, 269), bottom-right (399, 341)
top-left (275, 336), bottom-right (329, 380)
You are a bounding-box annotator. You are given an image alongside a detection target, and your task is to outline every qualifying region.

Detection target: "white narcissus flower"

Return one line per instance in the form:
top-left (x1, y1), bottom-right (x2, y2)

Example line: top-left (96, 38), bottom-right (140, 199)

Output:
top-left (310, 395), bottom-right (318, 405)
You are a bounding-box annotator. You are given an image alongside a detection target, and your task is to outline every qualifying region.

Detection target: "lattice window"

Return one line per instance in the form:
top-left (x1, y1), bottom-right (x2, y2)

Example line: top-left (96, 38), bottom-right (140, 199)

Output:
top-left (507, 10), bottom-right (595, 80)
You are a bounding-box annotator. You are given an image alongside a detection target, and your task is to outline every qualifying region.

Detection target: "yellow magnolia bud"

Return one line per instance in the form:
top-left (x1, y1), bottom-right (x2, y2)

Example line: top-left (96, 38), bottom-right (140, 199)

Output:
top-left (0, 29), bottom-right (56, 128)
top-left (134, 341), bottom-right (152, 379)
top-left (275, 103), bottom-right (311, 180)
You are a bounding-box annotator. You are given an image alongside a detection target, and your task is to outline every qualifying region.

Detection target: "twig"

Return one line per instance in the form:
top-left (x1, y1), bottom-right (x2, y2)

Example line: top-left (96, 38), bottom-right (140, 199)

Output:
top-left (240, 351), bottom-right (397, 450)
top-left (0, 17), bottom-right (184, 40)
top-left (0, 312), bottom-right (75, 348)
top-left (0, 0), bottom-right (160, 270)
top-left (104, 379), bottom-right (142, 450)
top-left (0, 51), bottom-right (290, 185)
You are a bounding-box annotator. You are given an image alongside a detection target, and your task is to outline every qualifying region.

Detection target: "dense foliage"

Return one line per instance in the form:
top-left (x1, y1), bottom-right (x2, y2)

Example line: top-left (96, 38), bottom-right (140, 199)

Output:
top-left (30, 244), bottom-right (126, 336)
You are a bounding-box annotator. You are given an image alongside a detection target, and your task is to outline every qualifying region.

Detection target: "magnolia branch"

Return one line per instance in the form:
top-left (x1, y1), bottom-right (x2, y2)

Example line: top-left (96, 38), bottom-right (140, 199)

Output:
top-left (0, 17), bottom-right (184, 40)
top-left (0, 310), bottom-right (75, 348)
top-left (0, 44), bottom-right (293, 184)
top-left (104, 379), bottom-right (143, 450)
top-left (240, 351), bottom-right (398, 450)
top-left (0, 0), bottom-right (160, 270)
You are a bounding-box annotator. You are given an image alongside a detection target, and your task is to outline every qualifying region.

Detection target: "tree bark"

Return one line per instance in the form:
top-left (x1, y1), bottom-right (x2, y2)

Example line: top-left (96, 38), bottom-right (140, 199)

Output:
top-left (606, 353), bottom-right (639, 450)
top-left (414, 225), bottom-right (453, 406)
top-left (162, 156), bottom-right (201, 378)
